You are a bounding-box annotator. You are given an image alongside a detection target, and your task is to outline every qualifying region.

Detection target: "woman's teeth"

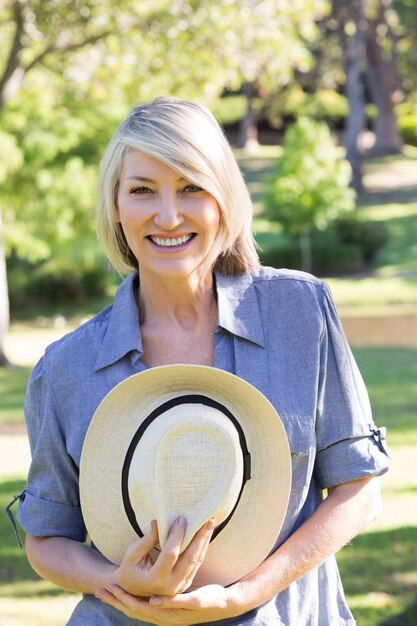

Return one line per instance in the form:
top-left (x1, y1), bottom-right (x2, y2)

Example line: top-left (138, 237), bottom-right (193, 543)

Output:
top-left (150, 234), bottom-right (193, 247)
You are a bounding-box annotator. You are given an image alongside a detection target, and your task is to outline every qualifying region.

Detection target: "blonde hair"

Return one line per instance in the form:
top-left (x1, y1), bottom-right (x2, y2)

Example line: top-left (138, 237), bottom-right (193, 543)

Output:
top-left (97, 97), bottom-right (260, 276)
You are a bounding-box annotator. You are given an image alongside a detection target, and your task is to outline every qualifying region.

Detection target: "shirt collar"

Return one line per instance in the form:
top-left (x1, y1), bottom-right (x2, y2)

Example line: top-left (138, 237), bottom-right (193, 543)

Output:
top-left (94, 272), bottom-right (143, 371)
top-left (216, 272), bottom-right (265, 347)
top-left (95, 270), bottom-right (265, 371)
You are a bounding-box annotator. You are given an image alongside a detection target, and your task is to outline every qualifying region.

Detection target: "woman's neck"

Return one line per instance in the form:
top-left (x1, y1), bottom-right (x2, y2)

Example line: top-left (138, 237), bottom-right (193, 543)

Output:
top-left (137, 271), bottom-right (217, 331)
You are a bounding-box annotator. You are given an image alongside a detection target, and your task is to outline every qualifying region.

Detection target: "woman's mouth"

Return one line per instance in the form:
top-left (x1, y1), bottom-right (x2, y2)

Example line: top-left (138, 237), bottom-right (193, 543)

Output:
top-left (148, 234), bottom-right (195, 248)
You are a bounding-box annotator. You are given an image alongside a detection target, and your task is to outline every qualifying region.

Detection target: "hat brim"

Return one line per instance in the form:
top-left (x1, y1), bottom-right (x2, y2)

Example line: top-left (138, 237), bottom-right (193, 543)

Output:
top-left (80, 365), bottom-right (291, 588)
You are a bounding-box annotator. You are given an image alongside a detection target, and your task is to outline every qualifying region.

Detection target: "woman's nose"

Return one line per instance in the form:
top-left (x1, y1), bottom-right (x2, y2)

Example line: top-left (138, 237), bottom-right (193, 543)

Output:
top-left (153, 195), bottom-right (184, 230)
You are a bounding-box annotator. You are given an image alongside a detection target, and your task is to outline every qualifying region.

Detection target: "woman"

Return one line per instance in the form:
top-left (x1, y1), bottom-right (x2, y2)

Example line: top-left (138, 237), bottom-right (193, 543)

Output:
top-left (16, 97), bottom-right (389, 625)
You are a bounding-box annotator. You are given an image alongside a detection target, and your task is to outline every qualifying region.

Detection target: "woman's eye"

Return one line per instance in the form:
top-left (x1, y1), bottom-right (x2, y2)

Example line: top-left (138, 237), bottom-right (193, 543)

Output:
top-left (131, 186), bottom-right (153, 195)
top-left (182, 184), bottom-right (203, 193)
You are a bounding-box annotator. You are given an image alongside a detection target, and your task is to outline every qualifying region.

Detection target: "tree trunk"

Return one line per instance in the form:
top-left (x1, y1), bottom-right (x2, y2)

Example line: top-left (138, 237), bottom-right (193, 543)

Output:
top-left (0, 209), bottom-right (11, 366)
top-left (336, 0), bottom-right (367, 194)
top-left (238, 82), bottom-right (259, 153)
top-left (366, 1), bottom-right (403, 156)
top-left (0, 0), bottom-right (25, 113)
top-left (343, 54), bottom-right (366, 193)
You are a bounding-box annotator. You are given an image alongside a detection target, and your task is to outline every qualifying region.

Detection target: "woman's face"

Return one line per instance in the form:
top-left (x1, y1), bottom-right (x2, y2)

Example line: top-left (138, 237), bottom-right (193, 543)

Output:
top-left (116, 150), bottom-right (220, 283)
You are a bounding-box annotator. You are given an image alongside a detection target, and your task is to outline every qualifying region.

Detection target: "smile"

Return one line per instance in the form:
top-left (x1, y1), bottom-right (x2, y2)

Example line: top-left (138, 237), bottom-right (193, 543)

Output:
top-left (149, 234), bottom-right (194, 247)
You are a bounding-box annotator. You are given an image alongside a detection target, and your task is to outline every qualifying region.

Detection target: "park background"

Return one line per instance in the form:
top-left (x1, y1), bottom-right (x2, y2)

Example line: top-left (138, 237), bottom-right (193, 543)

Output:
top-left (0, 1), bottom-right (416, 624)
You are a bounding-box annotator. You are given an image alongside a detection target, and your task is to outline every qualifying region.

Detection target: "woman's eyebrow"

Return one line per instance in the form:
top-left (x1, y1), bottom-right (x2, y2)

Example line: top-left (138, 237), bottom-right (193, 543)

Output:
top-left (126, 175), bottom-right (155, 183)
top-left (126, 175), bottom-right (188, 183)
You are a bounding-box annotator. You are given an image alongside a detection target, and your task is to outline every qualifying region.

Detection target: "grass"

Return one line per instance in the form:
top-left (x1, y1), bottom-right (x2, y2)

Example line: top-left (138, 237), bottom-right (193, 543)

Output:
top-left (338, 349), bottom-right (417, 624)
top-left (338, 527), bottom-right (417, 625)
top-left (0, 367), bottom-right (31, 426)
top-left (325, 277), bottom-right (417, 314)
top-left (360, 202), bottom-right (417, 275)
top-left (1, 151), bottom-right (417, 624)
top-left (354, 348), bottom-right (417, 447)
top-left (0, 479), bottom-right (79, 626)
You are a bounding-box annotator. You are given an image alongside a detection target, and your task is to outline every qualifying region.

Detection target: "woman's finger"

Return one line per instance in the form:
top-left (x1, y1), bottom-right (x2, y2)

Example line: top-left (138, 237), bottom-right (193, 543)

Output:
top-left (183, 517), bottom-right (215, 586)
top-left (152, 516), bottom-right (186, 577)
top-left (95, 586), bottom-right (135, 615)
top-left (98, 585), bottom-right (177, 624)
top-left (98, 585), bottom-right (149, 615)
top-left (149, 583), bottom-right (228, 611)
top-left (173, 517), bottom-right (215, 584)
top-left (123, 520), bottom-right (159, 565)
top-left (149, 591), bottom-right (199, 609)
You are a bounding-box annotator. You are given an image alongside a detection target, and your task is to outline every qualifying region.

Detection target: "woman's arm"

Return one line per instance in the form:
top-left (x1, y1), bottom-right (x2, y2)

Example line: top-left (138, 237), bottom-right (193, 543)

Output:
top-left (96, 476), bottom-right (381, 624)
top-left (234, 475), bottom-right (381, 607)
top-left (26, 535), bottom-right (116, 594)
top-left (26, 516), bottom-right (215, 597)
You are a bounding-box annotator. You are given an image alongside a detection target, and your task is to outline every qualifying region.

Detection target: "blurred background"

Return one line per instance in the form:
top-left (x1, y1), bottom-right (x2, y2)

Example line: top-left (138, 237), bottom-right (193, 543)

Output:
top-left (0, 1), bottom-right (416, 624)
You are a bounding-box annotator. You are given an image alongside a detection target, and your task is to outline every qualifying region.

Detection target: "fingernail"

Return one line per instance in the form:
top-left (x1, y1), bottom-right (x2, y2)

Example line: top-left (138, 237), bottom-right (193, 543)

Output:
top-left (178, 516), bottom-right (186, 527)
top-left (208, 517), bottom-right (216, 530)
top-left (150, 596), bottom-right (163, 606)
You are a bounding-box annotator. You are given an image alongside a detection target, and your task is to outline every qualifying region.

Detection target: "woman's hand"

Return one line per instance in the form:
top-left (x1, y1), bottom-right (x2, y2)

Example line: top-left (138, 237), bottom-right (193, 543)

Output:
top-left (95, 582), bottom-right (245, 625)
top-left (99, 477), bottom-right (382, 623)
top-left (112, 516), bottom-right (216, 598)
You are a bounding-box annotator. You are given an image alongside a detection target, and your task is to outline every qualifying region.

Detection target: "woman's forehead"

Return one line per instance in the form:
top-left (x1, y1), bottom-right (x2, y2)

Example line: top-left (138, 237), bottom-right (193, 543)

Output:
top-left (120, 150), bottom-right (181, 180)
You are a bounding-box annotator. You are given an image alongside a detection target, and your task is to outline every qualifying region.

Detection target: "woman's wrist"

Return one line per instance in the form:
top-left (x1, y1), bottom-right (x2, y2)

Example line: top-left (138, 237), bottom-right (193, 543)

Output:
top-left (227, 580), bottom-right (257, 617)
top-left (90, 551), bottom-right (120, 595)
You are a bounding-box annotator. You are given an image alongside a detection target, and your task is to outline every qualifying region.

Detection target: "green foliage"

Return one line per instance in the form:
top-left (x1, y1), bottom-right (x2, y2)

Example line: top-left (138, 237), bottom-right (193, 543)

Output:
top-left (212, 96), bottom-right (248, 126)
top-left (265, 117), bottom-right (356, 234)
top-left (334, 215), bottom-right (389, 265)
top-left (301, 88), bottom-right (349, 121)
top-left (259, 235), bottom-right (363, 276)
top-left (266, 87), bottom-right (349, 128)
top-left (397, 113), bottom-right (417, 146)
top-left (0, 0), bottom-right (330, 111)
top-left (260, 131), bottom-right (390, 274)
top-left (393, 0), bottom-right (417, 95)
top-left (258, 215), bottom-right (387, 276)
top-left (7, 257), bottom-right (112, 310)
top-left (1, 83), bottom-right (122, 265)
top-left (0, 133), bottom-right (23, 184)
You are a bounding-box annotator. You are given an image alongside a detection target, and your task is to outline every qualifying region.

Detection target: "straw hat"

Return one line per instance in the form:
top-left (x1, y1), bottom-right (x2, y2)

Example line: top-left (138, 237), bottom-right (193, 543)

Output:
top-left (79, 365), bottom-right (291, 588)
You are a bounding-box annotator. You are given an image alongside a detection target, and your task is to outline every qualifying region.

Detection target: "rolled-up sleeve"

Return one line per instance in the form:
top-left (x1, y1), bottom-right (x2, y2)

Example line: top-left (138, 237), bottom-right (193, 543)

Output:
top-left (17, 357), bottom-right (86, 541)
top-left (315, 282), bottom-right (390, 490)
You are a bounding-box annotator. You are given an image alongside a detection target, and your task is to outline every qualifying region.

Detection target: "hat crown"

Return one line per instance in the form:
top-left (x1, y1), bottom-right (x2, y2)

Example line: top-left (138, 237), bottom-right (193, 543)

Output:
top-left (128, 403), bottom-right (244, 550)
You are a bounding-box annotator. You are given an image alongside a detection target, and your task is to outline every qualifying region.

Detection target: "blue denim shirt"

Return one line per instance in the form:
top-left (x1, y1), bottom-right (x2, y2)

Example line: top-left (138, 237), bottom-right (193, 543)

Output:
top-left (17, 267), bottom-right (390, 625)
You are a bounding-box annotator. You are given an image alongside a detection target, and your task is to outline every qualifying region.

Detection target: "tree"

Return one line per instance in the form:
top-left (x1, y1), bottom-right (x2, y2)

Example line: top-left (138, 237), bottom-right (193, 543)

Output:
top-left (0, 0), bottom-right (129, 113)
top-left (335, 0), bottom-right (405, 169)
top-left (333, 0), bottom-right (368, 193)
top-left (304, 0), bottom-right (411, 190)
top-left (393, 0), bottom-right (417, 97)
top-left (266, 118), bottom-right (356, 272)
top-left (0, 0), bottom-right (127, 365)
top-left (233, 0), bottom-right (329, 151)
top-left (366, 0), bottom-right (404, 155)
top-left (0, 131), bottom-right (23, 365)
top-left (0, 210), bottom-right (10, 365)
